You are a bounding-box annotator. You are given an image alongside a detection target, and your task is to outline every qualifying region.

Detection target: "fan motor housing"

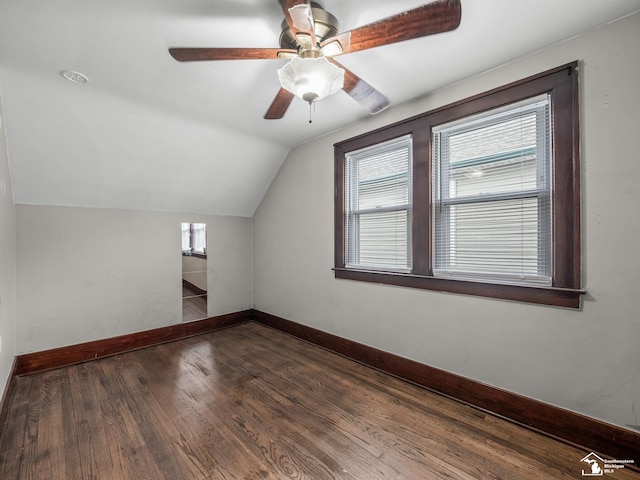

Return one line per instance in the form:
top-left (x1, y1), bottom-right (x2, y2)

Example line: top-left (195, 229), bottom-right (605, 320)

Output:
top-left (279, 5), bottom-right (340, 50)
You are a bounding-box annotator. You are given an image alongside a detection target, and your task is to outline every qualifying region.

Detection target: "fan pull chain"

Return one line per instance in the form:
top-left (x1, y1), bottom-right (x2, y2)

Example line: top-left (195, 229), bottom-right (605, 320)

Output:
top-left (308, 101), bottom-right (317, 124)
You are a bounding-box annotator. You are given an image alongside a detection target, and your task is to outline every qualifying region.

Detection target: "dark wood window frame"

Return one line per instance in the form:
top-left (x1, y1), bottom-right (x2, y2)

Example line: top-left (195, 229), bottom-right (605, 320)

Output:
top-left (334, 63), bottom-right (583, 308)
top-left (183, 252), bottom-right (207, 260)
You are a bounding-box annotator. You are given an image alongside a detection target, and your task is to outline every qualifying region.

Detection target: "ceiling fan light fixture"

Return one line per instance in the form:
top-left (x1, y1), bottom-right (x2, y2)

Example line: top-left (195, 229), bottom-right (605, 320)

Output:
top-left (277, 56), bottom-right (344, 104)
top-left (320, 40), bottom-right (343, 57)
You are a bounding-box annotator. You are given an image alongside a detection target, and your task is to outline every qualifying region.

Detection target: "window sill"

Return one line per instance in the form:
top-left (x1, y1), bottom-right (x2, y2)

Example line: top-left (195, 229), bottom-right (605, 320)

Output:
top-left (182, 252), bottom-right (207, 260)
top-left (333, 268), bottom-right (584, 309)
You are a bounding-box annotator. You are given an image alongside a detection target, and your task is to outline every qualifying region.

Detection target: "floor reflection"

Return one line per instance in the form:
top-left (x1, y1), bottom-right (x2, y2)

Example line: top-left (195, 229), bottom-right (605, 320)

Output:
top-left (182, 284), bottom-right (207, 322)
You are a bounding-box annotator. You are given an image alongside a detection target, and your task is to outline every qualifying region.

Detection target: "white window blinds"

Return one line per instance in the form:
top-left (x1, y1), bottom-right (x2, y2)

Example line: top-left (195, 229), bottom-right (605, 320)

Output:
top-left (432, 95), bottom-right (552, 286)
top-left (181, 223), bottom-right (191, 253)
top-left (192, 223), bottom-right (206, 254)
top-left (182, 222), bottom-right (207, 255)
top-left (345, 135), bottom-right (413, 271)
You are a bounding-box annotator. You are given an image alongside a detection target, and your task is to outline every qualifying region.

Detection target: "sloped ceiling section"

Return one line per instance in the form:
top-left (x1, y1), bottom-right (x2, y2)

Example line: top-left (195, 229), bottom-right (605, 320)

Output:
top-left (0, 0), bottom-right (639, 216)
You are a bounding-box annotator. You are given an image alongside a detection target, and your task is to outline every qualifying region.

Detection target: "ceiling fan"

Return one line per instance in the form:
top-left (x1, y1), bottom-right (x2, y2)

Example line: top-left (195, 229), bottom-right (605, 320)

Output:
top-left (169, 0), bottom-right (462, 120)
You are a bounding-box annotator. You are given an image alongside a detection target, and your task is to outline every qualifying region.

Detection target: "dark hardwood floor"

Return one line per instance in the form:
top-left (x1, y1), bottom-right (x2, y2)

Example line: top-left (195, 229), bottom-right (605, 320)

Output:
top-left (1, 322), bottom-right (637, 479)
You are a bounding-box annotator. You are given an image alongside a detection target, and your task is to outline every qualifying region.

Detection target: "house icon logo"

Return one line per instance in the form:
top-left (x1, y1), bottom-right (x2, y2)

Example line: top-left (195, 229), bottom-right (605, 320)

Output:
top-left (581, 452), bottom-right (604, 476)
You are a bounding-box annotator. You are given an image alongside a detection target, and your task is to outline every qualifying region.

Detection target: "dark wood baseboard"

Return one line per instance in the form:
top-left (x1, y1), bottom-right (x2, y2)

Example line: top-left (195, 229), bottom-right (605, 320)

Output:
top-left (14, 310), bottom-right (252, 376)
top-left (251, 309), bottom-right (640, 465)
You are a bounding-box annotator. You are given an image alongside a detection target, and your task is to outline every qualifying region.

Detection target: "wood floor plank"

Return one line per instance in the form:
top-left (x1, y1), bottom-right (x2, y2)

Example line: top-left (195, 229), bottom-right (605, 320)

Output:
top-left (122, 335), bottom-right (285, 479)
top-left (238, 326), bottom-right (506, 477)
top-left (242, 328), bottom-right (500, 479)
top-left (1, 322), bottom-right (638, 480)
top-left (241, 324), bottom-right (598, 478)
top-left (2, 376), bottom-right (36, 479)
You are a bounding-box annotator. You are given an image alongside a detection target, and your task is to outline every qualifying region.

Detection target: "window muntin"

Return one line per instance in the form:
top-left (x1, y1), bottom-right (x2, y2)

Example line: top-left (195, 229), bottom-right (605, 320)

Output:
top-left (433, 95), bottom-right (552, 286)
top-left (345, 135), bottom-right (413, 271)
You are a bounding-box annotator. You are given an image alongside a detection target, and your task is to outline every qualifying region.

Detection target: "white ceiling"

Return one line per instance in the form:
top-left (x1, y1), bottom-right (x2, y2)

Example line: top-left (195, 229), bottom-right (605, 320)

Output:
top-left (1, 0), bottom-right (639, 216)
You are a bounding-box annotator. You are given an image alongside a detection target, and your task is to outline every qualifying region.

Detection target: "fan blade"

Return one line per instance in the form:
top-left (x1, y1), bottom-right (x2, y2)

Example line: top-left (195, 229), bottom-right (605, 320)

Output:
top-left (340, 0), bottom-right (461, 54)
top-left (265, 88), bottom-right (295, 119)
top-left (279, 0), bottom-right (317, 47)
top-left (329, 59), bottom-right (389, 114)
top-left (169, 47), bottom-right (296, 62)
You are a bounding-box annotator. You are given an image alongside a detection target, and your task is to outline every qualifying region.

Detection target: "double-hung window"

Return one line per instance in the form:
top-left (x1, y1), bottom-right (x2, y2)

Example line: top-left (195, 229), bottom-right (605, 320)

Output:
top-left (432, 95), bottom-right (552, 286)
top-left (335, 63), bottom-right (582, 308)
top-left (345, 135), bottom-right (413, 272)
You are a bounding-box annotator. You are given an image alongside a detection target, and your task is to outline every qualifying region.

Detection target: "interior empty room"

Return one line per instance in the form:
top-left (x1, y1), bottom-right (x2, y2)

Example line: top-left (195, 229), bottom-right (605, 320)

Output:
top-left (1, 1), bottom-right (639, 478)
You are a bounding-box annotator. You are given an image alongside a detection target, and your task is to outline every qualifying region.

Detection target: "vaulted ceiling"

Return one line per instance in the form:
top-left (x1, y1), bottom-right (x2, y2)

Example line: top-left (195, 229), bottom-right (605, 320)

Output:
top-left (1, 0), bottom-right (639, 216)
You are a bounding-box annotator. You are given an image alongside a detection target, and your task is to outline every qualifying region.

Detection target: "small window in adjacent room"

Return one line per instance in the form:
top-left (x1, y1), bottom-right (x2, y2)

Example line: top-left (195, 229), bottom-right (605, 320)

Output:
top-left (334, 63), bottom-right (582, 308)
top-left (182, 222), bottom-right (207, 256)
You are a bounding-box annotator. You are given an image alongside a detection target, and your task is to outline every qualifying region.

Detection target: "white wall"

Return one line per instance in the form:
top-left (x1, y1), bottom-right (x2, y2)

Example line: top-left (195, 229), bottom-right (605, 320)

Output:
top-left (253, 13), bottom-right (640, 431)
top-left (0, 85), bottom-right (16, 395)
top-left (15, 206), bottom-right (252, 353)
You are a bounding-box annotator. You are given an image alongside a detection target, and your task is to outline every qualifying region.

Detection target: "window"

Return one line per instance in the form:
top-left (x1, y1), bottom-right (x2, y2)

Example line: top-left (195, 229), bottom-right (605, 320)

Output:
top-left (345, 135), bottom-right (413, 272)
top-left (433, 95), bottom-right (552, 286)
top-left (334, 63), bottom-right (582, 308)
top-left (182, 223), bottom-right (207, 256)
